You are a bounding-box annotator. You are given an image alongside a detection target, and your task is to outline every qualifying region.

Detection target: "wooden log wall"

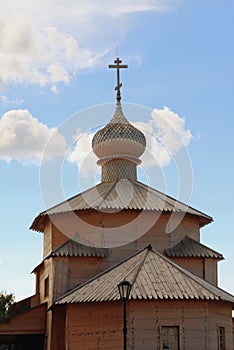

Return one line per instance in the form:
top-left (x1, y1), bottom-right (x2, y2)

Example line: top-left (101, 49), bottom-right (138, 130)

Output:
top-left (62, 300), bottom-right (233, 350)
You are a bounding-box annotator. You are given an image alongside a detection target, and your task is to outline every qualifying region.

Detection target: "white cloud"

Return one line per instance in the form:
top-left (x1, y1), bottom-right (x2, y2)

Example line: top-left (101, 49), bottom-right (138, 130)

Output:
top-left (0, 106), bottom-right (192, 168)
top-left (68, 129), bottom-right (98, 177)
top-left (0, 95), bottom-right (24, 106)
top-left (0, 0), bottom-right (171, 90)
top-left (68, 106), bottom-right (193, 175)
top-left (137, 106), bottom-right (193, 167)
top-left (1, 1), bottom-right (170, 25)
top-left (0, 18), bottom-right (106, 89)
top-left (0, 109), bottom-right (67, 163)
top-left (51, 85), bottom-right (59, 94)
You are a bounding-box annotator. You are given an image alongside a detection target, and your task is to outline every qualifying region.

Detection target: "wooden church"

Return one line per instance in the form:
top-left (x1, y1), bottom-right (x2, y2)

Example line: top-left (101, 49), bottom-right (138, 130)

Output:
top-left (1, 58), bottom-right (234, 350)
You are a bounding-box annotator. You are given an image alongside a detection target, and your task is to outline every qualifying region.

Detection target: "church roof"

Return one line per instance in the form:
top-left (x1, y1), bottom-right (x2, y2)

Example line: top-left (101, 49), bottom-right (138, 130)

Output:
top-left (165, 236), bottom-right (223, 260)
top-left (49, 239), bottom-right (108, 258)
top-left (55, 245), bottom-right (234, 305)
top-left (31, 179), bottom-right (212, 232)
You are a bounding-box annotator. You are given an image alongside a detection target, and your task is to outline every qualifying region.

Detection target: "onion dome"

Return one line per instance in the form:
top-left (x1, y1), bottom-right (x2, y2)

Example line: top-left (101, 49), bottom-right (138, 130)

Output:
top-left (92, 57), bottom-right (146, 182)
top-left (92, 102), bottom-right (146, 182)
top-left (92, 102), bottom-right (146, 163)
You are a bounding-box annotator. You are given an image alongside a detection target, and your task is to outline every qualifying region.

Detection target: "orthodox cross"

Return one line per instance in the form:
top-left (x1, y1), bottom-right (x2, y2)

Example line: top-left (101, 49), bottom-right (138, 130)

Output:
top-left (109, 57), bottom-right (128, 102)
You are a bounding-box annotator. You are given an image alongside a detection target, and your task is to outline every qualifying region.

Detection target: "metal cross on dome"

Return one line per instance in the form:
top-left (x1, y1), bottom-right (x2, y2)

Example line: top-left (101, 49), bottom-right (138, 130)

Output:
top-left (109, 57), bottom-right (128, 102)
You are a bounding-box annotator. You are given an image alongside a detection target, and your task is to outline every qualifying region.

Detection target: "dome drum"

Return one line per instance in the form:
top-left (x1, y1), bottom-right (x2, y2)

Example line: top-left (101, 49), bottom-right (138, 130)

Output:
top-left (102, 159), bottom-right (137, 182)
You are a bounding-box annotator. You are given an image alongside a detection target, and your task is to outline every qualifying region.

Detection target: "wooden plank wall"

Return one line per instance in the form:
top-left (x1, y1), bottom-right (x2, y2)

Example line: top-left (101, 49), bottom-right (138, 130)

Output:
top-left (208, 302), bottom-right (233, 350)
top-left (52, 257), bottom-right (69, 301)
top-left (65, 302), bottom-right (122, 350)
top-left (52, 256), bottom-right (107, 301)
top-left (63, 300), bottom-right (233, 350)
top-left (68, 257), bottom-right (107, 291)
top-left (130, 300), bottom-right (208, 350)
top-left (204, 258), bottom-right (218, 285)
top-left (0, 304), bottom-right (46, 335)
top-left (131, 300), bottom-right (233, 350)
top-left (47, 210), bottom-right (200, 255)
top-left (43, 221), bottom-right (52, 258)
top-left (50, 306), bottom-right (66, 350)
top-left (170, 257), bottom-right (204, 279)
top-left (170, 257), bottom-right (218, 287)
top-left (107, 212), bottom-right (200, 268)
top-left (38, 259), bottom-right (53, 305)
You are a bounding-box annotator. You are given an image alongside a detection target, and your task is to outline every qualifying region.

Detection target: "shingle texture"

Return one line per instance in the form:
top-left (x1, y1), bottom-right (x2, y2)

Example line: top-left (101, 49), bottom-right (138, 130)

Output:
top-left (92, 103), bottom-right (146, 147)
top-left (31, 179), bottom-right (212, 232)
top-left (50, 239), bottom-right (108, 258)
top-left (56, 245), bottom-right (234, 305)
top-left (165, 237), bottom-right (223, 259)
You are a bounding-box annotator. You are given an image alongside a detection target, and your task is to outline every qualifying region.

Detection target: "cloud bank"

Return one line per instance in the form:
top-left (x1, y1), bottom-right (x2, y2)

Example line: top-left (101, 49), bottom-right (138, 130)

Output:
top-left (0, 0), bottom-right (171, 90)
top-left (0, 109), bottom-right (66, 163)
top-left (0, 19), bottom-right (106, 91)
top-left (0, 106), bottom-right (192, 169)
top-left (68, 106), bottom-right (192, 175)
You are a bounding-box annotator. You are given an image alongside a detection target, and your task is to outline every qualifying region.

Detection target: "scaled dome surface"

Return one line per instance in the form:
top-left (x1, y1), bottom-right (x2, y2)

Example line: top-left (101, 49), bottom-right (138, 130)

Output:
top-left (92, 103), bottom-right (146, 164)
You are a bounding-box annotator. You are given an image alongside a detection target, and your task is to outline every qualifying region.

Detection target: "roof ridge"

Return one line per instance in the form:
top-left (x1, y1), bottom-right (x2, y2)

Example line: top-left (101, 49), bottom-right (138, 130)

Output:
top-left (130, 246), bottom-right (150, 286)
top-left (97, 180), bottom-right (118, 208)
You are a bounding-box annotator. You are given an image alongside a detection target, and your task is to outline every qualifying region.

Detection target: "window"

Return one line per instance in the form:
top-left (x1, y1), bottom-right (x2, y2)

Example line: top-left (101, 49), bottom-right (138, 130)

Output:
top-left (161, 326), bottom-right (180, 350)
top-left (218, 327), bottom-right (225, 350)
top-left (44, 277), bottom-right (49, 298)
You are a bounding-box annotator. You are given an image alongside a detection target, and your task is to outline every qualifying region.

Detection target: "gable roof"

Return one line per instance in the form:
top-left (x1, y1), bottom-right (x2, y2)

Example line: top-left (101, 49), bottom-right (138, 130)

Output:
top-left (49, 239), bottom-right (108, 258)
top-left (165, 236), bottom-right (223, 260)
top-left (31, 179), bottom-right (212, 232)
top-left (55, 245), bottom-right (234, 305)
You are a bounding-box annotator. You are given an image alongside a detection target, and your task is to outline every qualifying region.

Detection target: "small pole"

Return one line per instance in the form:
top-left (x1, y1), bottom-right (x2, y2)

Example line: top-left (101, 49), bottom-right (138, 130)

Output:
top-left (117, 280), bottom-right (132, 350)
top-left (123, 299), bottom-right (127, 350)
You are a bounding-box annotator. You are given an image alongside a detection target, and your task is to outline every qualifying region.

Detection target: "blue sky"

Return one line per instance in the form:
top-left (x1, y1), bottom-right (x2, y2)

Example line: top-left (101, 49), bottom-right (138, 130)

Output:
top-left (0, 0), bottom-right (234, 300)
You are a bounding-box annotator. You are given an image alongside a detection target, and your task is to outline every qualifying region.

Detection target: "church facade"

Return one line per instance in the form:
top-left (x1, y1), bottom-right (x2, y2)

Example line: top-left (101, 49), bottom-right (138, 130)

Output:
top-left (0, 59), bottom-right (234, 350)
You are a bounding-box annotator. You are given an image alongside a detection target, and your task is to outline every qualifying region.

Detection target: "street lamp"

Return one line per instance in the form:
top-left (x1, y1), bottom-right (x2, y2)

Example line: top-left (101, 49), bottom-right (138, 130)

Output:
top-left (118, 280), bottom-right (132, 350)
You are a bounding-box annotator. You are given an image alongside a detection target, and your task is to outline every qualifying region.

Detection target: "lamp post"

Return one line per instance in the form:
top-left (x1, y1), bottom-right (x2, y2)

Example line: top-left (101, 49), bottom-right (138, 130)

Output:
top-left (118, 280), bottom-right (132, 350)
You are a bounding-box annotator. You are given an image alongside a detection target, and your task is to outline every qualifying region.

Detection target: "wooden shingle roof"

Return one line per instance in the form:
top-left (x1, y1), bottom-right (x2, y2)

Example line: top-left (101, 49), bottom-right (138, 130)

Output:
top-left (55, 245), bottom-right (234, 305)
top-left (165, 236), bottom-right (223, 260)
top-left (50, 239), bottom-right (108, 258)
top-left (31, 179), bottom-right (212, 232)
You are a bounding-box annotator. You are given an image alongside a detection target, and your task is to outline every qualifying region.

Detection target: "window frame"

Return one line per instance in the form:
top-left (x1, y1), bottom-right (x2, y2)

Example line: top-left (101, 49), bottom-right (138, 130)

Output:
top-left (160, 325), bottom-right (180, 350)
top-left (44, 276), bottom-right (49, 298)
top-left (218, 326), bottom-right (225, 350)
